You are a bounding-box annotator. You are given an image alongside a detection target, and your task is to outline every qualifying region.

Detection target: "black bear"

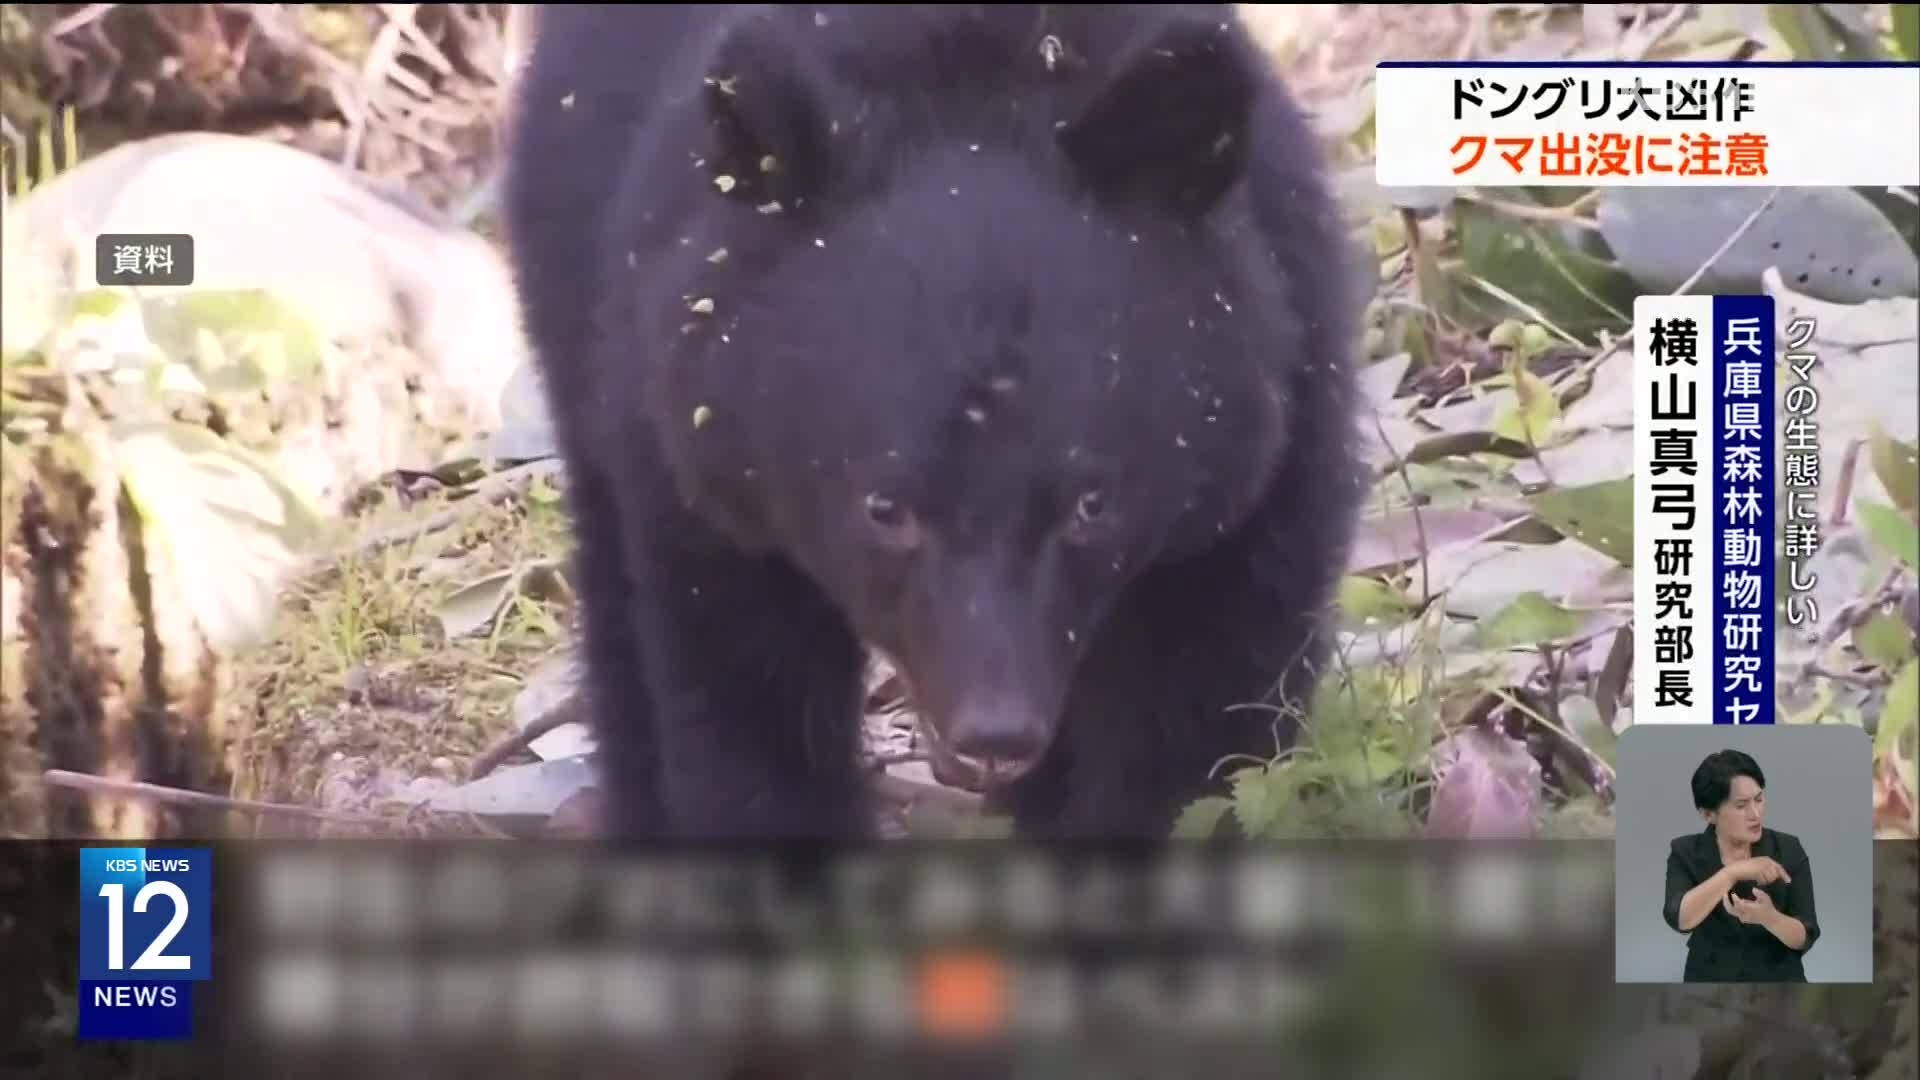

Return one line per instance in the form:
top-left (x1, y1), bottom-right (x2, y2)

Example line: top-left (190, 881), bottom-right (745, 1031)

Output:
top-left (501, 4), bottom-right (1368, 842)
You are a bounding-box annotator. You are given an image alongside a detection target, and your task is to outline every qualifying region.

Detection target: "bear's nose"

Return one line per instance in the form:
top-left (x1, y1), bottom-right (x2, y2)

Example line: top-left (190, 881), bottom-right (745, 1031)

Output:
top-left (945, 702), bottom-right (1048, 778)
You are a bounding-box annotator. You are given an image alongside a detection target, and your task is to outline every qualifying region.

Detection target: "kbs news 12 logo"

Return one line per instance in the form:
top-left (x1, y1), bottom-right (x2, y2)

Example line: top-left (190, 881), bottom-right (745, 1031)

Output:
top-left (77, 847), bottom-right (212, 1040)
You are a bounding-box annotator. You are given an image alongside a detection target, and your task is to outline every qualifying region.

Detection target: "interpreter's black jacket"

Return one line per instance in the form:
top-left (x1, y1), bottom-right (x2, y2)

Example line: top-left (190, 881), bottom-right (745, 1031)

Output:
top-left (1663, 824), bottom-right (1821, 983)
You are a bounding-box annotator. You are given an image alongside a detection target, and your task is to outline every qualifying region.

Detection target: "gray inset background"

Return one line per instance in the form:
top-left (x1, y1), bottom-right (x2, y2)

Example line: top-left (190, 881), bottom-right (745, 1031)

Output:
top-left (1614, 724), bottom-right (1873, 983)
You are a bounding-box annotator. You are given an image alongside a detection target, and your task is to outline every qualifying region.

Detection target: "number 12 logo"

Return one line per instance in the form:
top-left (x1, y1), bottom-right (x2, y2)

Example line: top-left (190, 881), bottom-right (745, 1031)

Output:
top-left (79, 848), bottom-right (212, 983)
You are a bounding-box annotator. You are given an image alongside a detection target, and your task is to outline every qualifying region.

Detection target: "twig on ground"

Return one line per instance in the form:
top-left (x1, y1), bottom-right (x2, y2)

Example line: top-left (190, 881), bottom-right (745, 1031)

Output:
top-left (1371, 411), bottom-right (1434, 610)
top-left (325, 458), bottom-right (564, 573)
top-left (1817, 565), bottom-right (1908, 651)
top-left (468, 704), bottom-right (580, 780)
top-left (380, 3), bottom-right (453, 77)
top-left (1830, 437), bottom-right (1864, 526)
top-left (46, 3), bottom-right (117, 37)
top-left (1808, 664), bottom-right (1883, 690)
top-left (345, 9), bottom-right (411, 168)
top-left (1625, 2), bottom-right (1696, 61)
top-left (42, 769), bottom-right (396, 827)
top-left (1458, 192), bottom-right (1603, 230)
top-left (1674, 187), bottom-right (1780, 296)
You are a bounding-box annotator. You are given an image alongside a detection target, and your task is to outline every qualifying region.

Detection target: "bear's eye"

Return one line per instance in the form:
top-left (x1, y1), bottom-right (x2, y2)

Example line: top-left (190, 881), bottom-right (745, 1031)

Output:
top-left (1063, 487), bottom-right (1111, 546)
top-left (865, 492), bottom-right (905, 525)
top-left (1074, 488), bottom-right (1107, 524)
top-left (863, 493), bottom-right (918, 545)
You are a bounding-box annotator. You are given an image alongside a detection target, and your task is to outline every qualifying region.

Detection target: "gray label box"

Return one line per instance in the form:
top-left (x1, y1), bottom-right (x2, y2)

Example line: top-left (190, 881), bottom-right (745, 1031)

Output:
top-left (95, 233), bottom-right (195, 286)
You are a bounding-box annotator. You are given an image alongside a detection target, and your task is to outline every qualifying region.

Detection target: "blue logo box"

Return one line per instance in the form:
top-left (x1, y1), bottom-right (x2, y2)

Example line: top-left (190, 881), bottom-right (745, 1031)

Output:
top-left (77, 847), bottom-right (212, 1040)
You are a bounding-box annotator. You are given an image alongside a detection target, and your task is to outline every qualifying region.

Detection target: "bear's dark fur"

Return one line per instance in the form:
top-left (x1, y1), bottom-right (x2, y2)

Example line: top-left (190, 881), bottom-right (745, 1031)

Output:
top-left (501, 4), bottom-right (1369, 842)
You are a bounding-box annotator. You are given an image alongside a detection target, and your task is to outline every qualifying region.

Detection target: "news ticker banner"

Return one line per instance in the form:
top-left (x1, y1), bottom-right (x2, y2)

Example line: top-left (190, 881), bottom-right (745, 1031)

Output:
top-left (51, 842), bottom-right (1620, 1048)
top-left (1375, 60), bottom-right (1920, 186)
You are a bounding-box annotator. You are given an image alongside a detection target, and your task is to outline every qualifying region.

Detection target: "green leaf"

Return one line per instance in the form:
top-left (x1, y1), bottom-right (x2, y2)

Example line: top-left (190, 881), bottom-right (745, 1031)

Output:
top-left (1527, 477), bottom-right (1634, 566)
top-left (1879, 660), bottom-right (1918, 760)
top-left (1868, 426), bottom-right (1919, 518)
top-left (1324, 741), bottom-right (1413, 789)
top-left (113, 420), bottom-right (329, 653)
top-left (1452, 197), bottom-right (1638, 338)
top-left (1857, 500), bottom-right (1920, 570)
top-left (1471, 591), bottom-right (1587, 650)
top-left (1230, 765), bottom-right (1284, 838)
top-left (1490, 367), bottom-right (1562, 448)
top-left (1808, 3), bottom-right (1891, 59)
top-left (138, 289), bottom-right (328, 396)
top-left (1336, 574), bottom-right (1419, 630)
top-left (1895, 2), bottom-right (1920, 61)
top-left (69, 288), bottom-right (132, 321)
top-left (1769, 4), bottom-right (1843, 58)
top-left (1854, 610), bottom-right (1917, 673)
top-left (1172, 796), bottom-right (1234, 839)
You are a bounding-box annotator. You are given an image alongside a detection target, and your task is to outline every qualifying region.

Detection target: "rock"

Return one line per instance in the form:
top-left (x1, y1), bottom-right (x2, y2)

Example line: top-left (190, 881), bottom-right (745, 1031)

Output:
top-left (3, 131), bottom-right (527, 442)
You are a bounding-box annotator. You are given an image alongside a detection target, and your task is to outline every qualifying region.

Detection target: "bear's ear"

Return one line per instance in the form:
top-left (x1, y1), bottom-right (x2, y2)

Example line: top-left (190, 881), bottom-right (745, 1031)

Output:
top-left (1057, 17), bottom-right (1258, 218)
top-left (702, 17), bottom-right (838, 212)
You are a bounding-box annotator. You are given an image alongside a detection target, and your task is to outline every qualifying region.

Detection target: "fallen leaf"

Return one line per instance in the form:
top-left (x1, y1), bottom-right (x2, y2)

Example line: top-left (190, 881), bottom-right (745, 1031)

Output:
top-left (1869, 426), bottom-right (1920, 517)
top-left (436, 560), bottom-right (573, 640)
top-left (1509, 427), bottom-right (1634, 488)
top-left (1560, 348), bottom-right (1634, 432)
top-left (1346, 507), bottom-right (1512, 574)
top-left (1470, 591), bottom-right (1590, 650)
top-left (1421, 538), bottom-right (1620, 619)
top-left (1879, 659), bottom-right (1918, 761)
top-left (436, 570), bottom-right (518, 640)
top-left (1417, 393), bottom-right (1504, 436)
top-left (1424, 726), bottom-right (1541, 839)
top-left (1853, 611), bottom-right (1917, 673)
top-left (1599, 187), bottom-right (1918, 302)
top-left (1360, 352), bottom-right (1414, 413)
top-left (1857, 501), bottom-right (1920, 570)
top-left (1527, 477), bottom-right (1634, 566)
top-left (1360, 413), bottom-right (1432, 470)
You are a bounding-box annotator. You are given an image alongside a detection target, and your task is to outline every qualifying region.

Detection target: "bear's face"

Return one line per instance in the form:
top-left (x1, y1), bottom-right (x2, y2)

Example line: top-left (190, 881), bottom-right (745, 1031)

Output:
top-left (627, 6), bottom-right (1319, 778)
top-left (654, 145), bottom-right (1298, 778)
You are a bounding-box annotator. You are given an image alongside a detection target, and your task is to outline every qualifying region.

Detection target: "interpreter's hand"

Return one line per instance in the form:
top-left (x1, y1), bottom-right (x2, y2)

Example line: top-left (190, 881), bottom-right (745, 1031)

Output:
top-left (1724, 856), bottom-right (1791, 886)
top-left (1724, 887), bottom-right (1777, 925)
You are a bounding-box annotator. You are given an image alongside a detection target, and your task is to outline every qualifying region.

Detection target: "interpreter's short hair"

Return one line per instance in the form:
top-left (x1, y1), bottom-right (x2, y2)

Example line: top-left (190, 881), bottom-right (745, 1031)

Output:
top-left (1691, 748), bottom-right (1766, 812)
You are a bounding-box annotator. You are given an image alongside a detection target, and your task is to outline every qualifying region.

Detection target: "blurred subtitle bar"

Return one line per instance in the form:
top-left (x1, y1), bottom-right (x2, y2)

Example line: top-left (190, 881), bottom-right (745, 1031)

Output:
top-left (207, 841), bottom-right (1617, 1066)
